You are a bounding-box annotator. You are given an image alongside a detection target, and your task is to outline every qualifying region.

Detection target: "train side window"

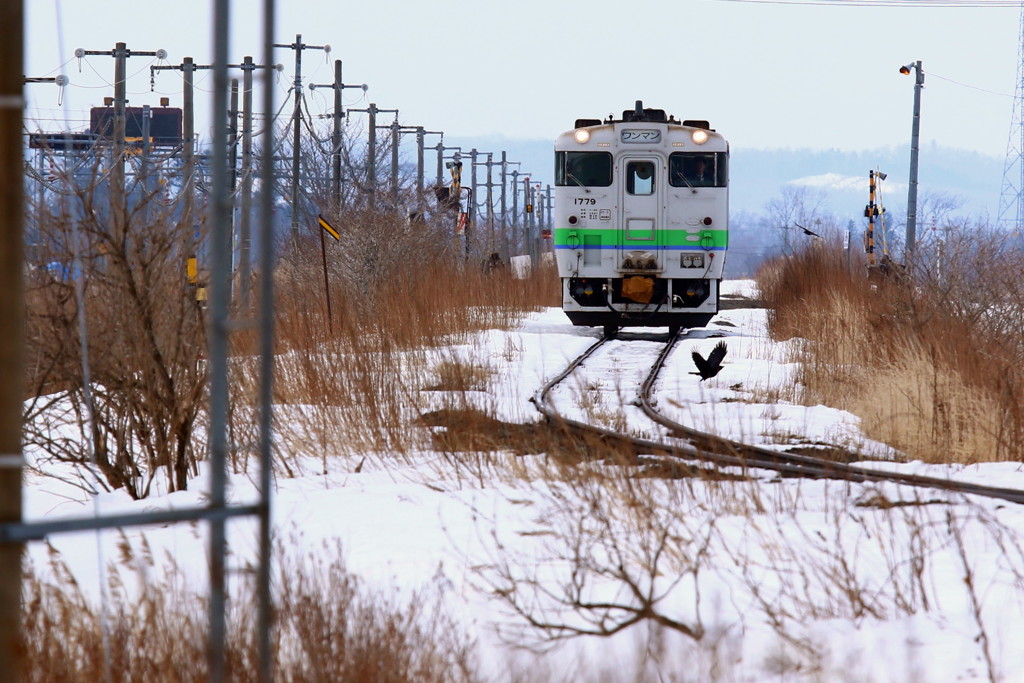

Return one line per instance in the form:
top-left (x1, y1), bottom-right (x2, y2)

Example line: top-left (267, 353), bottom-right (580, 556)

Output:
top-left (626, 161), bottom-right (655, 195)
top-left (669, 152), bottom-right (727, 188)
top-left (555, 151), bottom-right (613, 187)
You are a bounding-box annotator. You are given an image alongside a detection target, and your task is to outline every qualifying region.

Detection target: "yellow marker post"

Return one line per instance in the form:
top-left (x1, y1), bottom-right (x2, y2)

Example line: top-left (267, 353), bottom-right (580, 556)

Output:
top-left (318, 214), bottom-right (340, 241)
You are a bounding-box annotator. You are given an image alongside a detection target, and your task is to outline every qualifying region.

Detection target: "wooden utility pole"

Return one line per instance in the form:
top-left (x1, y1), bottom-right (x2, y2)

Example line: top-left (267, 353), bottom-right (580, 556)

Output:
top-left (0, 2), bottom-right (24, 679)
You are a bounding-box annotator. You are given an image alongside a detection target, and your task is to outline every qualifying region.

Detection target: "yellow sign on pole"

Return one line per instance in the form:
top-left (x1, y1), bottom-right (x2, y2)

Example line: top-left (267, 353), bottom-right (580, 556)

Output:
top-left (318, 214), bottom-right (340, 241)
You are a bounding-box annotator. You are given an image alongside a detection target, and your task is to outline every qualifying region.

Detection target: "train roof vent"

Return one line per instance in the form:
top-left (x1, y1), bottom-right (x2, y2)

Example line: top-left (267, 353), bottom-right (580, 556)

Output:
top-left (683, 119), bottom-right (714, 131)
top-left (574, 118), bottom-right (601, 128)
top-left (621, 100), bottom-right (668, 123)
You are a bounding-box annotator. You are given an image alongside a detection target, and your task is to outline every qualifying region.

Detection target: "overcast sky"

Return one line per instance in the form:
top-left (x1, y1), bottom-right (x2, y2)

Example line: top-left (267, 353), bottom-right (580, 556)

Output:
top-left (24, 0), bottom-right (1023, 164)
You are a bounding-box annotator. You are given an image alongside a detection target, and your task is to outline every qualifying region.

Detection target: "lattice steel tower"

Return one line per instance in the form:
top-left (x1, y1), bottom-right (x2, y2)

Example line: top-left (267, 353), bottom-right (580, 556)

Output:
top-left (999, 4), bottom-right (1024, 234)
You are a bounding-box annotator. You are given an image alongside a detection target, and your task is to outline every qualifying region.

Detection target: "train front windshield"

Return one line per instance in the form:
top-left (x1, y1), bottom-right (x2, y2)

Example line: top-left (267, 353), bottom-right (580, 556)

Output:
top-left (556, 151), bottom-right (613, 187)
top-left (669, 152), bottom-right (728, 188)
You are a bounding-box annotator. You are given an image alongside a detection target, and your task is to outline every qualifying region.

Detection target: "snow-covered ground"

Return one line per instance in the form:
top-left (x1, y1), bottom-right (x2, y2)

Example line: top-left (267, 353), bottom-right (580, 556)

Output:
top-left (22, 280), bottom-right (1024, 681)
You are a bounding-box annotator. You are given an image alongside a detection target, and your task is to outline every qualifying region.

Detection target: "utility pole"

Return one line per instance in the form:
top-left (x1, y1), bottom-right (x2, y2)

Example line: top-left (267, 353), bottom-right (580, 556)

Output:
top-left (511, 169), bottom-right (520, 254)
top-left (310, 60), bottom-right (367, 210)
top-left (436, 143), bottom-right (461, 187)
top-left (900, 60), bottom-right (924, 258)
top-left (77, 43), bottom-right (167, 232)
top-left (0, 2), bottom-right (24, 679)
top-left (152, 57), bottom-right (212, 243)
top-left (273, 34), bottom-right (330, 239)
top-left (500, 157), bottom-right (520, 259)
top-left (228, 79), bottom-right (240, 273)
top-left (468, 149), bottom-right (480, 253)
top-left (233, 57), bottom-right (278, 308)
top-left (390, 120), bottom-right (401, 206)
top-left (415, 128), bottom-right (442, 207)
top-left (348, 103), bottom-right (397, 210)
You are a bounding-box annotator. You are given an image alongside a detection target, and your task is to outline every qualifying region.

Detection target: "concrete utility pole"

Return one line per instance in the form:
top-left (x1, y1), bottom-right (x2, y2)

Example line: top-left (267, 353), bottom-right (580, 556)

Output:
top-left (415, 128), bottom-right (442, 207)
top-left (500, 154), bottom-right (520, 259)
top-left (152, 57), bottom-right (212, 240)
top-left (390, 120), bottom-right (401, 205)
top-left (273, 34), bottom-right (330, 238)
top-left (233, 57), bottom-right (278, 308)
top-left (0, 3), bottom-right (24, 678)
top-left (900, 60), bottom-right (924, 257)
top-left (385, 123), bottom-right (439, 210)
top-left (468, 149), bottom-right (480, 251)
top-left (436, 143), bottom-right (461, 188)
top-left (310, 60), bottom-right (367, 210)
top-left (154, 55), bottom-right (278, 305)
top-left (77, 42), bottom-right (167, 232)
top-left (511, 169), bottom-right (520, 253)
top-left (348, 102), bottom-right (398, 210)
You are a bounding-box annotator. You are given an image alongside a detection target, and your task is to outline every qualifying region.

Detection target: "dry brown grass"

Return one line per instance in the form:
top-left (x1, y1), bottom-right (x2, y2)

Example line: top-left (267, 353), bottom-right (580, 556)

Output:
top-left (22, 538), bottom-right (479, 683)
top-left (757, 239), bottom-right (1024, 464)
top-left (226, 217), bottom-right (559, 472)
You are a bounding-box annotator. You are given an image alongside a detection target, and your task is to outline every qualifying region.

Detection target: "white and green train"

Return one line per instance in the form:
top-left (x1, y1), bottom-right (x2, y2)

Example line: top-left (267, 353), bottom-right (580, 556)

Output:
top-left (554, 101), bottom-right (728, 335)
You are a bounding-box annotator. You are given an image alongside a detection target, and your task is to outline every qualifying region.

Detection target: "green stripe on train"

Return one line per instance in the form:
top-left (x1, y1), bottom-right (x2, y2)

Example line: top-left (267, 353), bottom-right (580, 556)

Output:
top-left (552, 227), bottom-right (729, 248)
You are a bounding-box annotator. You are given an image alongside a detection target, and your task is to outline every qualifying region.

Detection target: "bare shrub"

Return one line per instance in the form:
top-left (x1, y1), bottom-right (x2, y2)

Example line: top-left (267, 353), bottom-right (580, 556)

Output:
top-left (24, 176), bottom-right (206, 498)
top-left (252, 216), bottom-right (559, 473)
top-left (22, 537), bottom-right (479, 683)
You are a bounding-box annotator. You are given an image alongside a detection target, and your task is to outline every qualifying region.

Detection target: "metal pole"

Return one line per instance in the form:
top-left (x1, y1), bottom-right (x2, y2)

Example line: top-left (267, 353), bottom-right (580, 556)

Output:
top-left (391, 119), bottom-right (399, 207)
top-left (141, 105), bottom-right (152, 223)
top-left (415, 126), bottom-right (425, 203)
top-left (332, 59), bottom-right (342, 209)
top-left (511, 169), bottom-right (519, 254)
top-left (183, 57), bottom-right (195, 238)
top-left (113, 42), bottom-right (127, 234)
top-left (469, 149), bottom-right (478, 253)
top-left (256, 3), bottom-right (276, 681)
top-left (0, 2), bottom-right (25, 678)
top-left (290, 34), bottom-right (302, 240)
top-left (485, 153), bottom-right (494, 253)
top-left (367, 103), bottom-right (377, 209)
top-left (240, 57), bottom-right (254, 309)
top-left (499, 152), bottom-right (508, 259)
top-left (435, 141), bottom-right (444, 187)
top-left (905, 60), bottom-right (923, 257)
top-left (208, 1), bottom-right (231, 678)
top-left (229, 79), bottom-right (239, 285)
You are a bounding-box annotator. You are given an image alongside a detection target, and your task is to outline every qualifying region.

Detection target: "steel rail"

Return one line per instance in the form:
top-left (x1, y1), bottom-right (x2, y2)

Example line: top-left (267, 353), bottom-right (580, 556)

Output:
top-left (535, 331), bottom-right (1024, 506)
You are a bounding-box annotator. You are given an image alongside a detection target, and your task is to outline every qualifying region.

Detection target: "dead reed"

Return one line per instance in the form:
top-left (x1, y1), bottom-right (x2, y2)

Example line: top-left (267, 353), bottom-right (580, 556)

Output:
top-left (22, 538), bottom-right (478, 682)
top-left (757, 238), bottom-right (1024, 463)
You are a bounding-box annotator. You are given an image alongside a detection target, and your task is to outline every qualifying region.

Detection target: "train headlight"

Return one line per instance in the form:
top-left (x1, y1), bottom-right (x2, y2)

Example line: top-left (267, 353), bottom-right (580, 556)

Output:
top-left (691, 130), bottom-right (709, 145)
top-left (574, 128), bottom-right (591, 144)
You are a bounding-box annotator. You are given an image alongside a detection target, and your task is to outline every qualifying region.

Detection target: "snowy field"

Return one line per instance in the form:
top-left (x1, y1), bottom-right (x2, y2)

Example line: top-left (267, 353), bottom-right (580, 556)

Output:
top-left (22, 280), bottom-right (1024, 681)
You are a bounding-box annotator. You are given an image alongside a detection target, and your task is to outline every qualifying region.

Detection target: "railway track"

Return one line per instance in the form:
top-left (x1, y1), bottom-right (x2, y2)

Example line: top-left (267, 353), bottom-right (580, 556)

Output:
top-left (534, 330), bottom-right (1024, 506)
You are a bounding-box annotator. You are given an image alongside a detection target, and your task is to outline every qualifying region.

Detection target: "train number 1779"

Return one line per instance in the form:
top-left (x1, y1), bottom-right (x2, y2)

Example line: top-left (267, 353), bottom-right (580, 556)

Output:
top-left (574, 197), bottom-right (596, 205)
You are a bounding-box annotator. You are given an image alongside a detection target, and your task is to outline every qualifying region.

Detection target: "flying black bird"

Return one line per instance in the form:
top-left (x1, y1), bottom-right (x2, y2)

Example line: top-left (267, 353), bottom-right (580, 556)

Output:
top-left (795, 222), bottom-right (822, 238)
top-left (690, 340), bottom-right (728, 381)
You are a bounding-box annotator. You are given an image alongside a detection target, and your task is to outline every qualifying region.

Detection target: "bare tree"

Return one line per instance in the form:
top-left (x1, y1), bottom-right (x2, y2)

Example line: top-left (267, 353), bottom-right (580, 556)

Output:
top-left (24, 155), bottom-right (207, 498)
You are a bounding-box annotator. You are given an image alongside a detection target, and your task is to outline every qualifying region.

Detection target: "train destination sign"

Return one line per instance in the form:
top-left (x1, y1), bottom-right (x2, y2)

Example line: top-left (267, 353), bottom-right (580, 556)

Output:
top-left (621, 129), bottom-right (661, 144)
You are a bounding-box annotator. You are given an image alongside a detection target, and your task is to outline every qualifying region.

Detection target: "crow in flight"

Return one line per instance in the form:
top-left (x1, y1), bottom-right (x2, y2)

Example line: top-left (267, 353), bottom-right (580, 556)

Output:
top-left (690, 340), bottom-right (728, 381)
top-left (795, 222), bottom-right (822, 238)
